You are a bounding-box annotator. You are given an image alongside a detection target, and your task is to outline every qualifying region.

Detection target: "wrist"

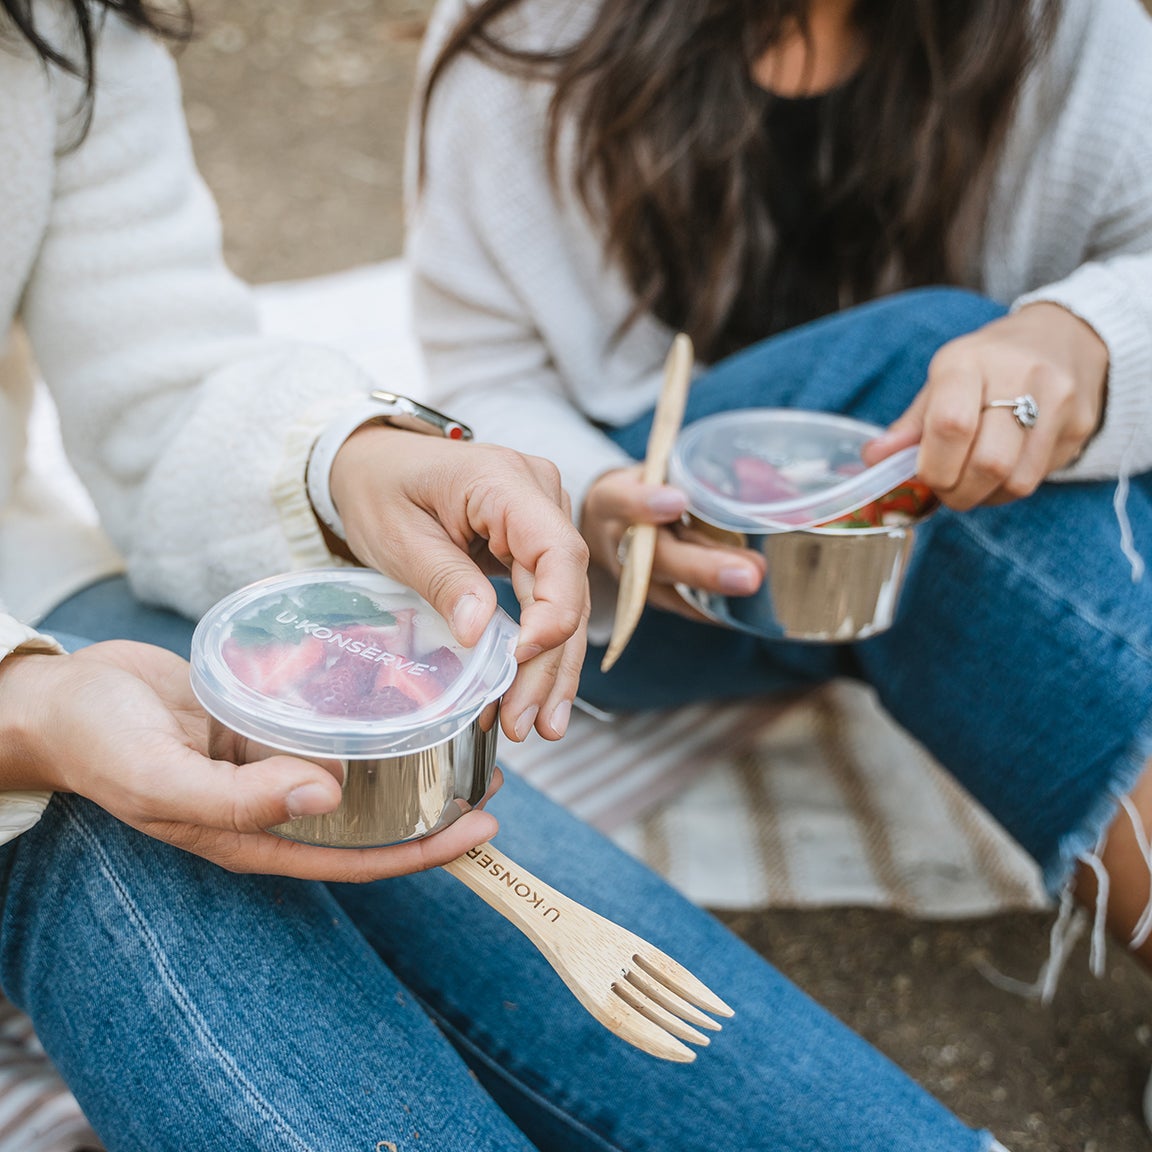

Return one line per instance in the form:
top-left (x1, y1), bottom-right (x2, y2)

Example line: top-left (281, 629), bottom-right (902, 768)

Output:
top-left (0, 653), bottom-right (69, 792)
top-left (307, 394), bottom-right (474, 544)
top-left (330, 425), bottom-right (458, 563)
top-left (306, 404), bottom-right (396, 544)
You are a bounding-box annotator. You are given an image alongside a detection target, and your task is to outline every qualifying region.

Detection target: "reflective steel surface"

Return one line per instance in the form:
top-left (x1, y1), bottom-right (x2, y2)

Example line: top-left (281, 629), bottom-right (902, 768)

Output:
top-left (675, 516), bottom-right (921, 643)
top-left (209, 711), bottom-right (500, 847)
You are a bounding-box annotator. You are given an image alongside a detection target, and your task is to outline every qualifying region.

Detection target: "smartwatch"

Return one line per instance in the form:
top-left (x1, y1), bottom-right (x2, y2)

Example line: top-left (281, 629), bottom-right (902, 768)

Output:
top-left (306, 392), bottom-right (475, 541)
top-left (367, 390), bottom-right (473, 442)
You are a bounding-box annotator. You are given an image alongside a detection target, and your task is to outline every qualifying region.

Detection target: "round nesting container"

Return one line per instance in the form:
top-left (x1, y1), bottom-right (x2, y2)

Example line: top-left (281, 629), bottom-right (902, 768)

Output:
top-left (667, 409), bottom-right (935, 642)
top-left (190, 568), bottom-right (519, 847)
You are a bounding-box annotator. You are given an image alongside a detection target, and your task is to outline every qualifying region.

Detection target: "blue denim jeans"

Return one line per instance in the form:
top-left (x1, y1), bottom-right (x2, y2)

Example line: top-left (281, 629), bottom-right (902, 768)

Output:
top-left (12, 580), bottom-right (993, 1151)
top-left (578, 287), bottom-right (1152, 897)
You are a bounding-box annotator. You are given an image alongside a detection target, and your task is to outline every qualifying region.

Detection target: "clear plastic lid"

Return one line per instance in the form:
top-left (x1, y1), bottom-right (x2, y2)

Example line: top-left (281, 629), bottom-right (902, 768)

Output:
top-left (190, 569), bottom-right (520, 758)
top-left (668, 409), bottom-right (920, 532)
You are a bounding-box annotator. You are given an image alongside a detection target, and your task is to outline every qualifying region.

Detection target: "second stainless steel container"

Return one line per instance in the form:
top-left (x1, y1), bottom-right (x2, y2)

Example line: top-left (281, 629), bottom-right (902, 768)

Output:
top-left (674, 515), bottom-right (919, 642)
top-left (667, 409), bottom-right (933, 643)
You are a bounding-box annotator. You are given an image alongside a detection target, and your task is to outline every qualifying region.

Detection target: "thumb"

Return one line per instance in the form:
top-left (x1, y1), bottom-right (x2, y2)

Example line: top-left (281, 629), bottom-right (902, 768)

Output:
top-left (151, 747), bottom-right (345, 833)
top-left (861, 393), bottom-right (928, 467)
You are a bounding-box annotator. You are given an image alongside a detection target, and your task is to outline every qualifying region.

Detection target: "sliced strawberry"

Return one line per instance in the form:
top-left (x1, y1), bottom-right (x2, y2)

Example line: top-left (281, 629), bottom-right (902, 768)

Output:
top-left (339, 610), bottom-right (417, 660)
top-left (420, 646), bottom-right (464, 691)
top-left (373, 657), bottom-right (445, 709)
top-left (223, 636), bottom-right (327, 701)
top-left (259, 638), bottom-right (329, 699)
top-left (222, 638), bottom-right (274, 694)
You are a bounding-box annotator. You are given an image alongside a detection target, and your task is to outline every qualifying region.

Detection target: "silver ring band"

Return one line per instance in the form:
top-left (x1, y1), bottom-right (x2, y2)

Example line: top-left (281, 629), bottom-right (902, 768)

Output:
top-left (982, 393), bottom-right (1039, 429)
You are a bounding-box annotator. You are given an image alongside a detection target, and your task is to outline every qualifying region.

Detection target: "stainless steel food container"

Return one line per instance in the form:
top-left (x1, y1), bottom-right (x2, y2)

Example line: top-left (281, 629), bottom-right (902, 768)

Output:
top-left (208, 708), bottom-right (500, 848)
top-left (190, 569), bottom-right (520, 848)
top-left (674, 514), bottom-right (920, 643)
top-left (667, 408), bottom-right (931, 643)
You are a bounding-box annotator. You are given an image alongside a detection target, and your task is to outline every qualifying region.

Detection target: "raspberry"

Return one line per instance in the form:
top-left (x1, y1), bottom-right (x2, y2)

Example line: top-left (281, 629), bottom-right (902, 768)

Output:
top-left (372, 685), bottom-right (422, 717)
top-left (299, 662), bottom-right (372, 717)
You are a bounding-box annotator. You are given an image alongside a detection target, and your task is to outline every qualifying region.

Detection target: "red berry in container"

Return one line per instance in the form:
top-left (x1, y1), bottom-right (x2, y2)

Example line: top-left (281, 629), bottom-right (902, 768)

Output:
top-left (731, 456), bottom-right (802, 503)
top-left (371, 685), bottom-right (423, 718)
top-left (222, 635), bottom-right (327, 701)
top-left (373, 658), bottom-right (444, 710)
top-left (421, 646), bottom-right (464, 690)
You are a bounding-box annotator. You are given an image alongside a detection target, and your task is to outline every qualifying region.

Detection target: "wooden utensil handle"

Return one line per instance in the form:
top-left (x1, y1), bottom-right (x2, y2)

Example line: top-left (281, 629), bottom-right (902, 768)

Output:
top-left (443, 842), bottom-right (577, 945)
top-left (640, 332), bottom-right (693, 486)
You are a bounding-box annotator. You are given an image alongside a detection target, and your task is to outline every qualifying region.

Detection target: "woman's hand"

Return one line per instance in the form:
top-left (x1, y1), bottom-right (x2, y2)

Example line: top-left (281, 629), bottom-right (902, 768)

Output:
top-left (581, 465), bottom-right (764, 617)
top-left (0, 642), bottom-right (498, 880)
top-left (863, 303), bottom-right (1109, 510)
top-left (329, 428), bottom-right (589, 742)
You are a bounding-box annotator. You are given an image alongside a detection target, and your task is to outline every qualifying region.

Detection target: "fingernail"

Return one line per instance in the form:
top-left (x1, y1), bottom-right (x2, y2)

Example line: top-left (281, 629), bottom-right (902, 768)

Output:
top-left (513, 706), bottom-right (539, 741)
top-left (452, 593), bottom-right (484, 638)
top-left (646, 489), bottom-right (687, 516)
top-left (718, 565), bottom-right (760, 595)
top-left (550, 699), bottom-right (572, 737)
top-left (286, 783), bottom-right (335, 818)
top-left (514, 643), bottom-right (543, 663)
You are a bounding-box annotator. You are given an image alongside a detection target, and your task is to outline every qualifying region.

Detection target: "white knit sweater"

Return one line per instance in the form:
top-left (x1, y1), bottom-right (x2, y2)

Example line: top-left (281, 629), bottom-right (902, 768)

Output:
top-left (0, 8), bottom-right (377, 631)
top-left (0, 9), bottom-right (394, 843)
top-left (410, 0), bottom-right (1152, 526)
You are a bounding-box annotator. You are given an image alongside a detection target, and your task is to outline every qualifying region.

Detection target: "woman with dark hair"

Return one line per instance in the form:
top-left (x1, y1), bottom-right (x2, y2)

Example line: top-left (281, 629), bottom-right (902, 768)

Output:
top-left (411, 0), bottom-right (1152, 1125)
top-left (0, 3), bottom-right (1023, 1150)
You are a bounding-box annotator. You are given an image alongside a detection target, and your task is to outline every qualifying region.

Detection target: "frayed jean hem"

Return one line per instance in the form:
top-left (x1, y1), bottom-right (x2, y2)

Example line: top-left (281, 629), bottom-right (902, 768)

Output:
top-left (1041, 705), bottom-right (1152, 900)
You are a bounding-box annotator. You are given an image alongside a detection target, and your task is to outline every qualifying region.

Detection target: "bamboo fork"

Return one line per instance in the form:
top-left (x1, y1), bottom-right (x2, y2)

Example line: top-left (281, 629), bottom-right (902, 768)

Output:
top-left (443, 840), bottom-right (734, 1061)
top-left (601, 332), bottom-right (695, 672)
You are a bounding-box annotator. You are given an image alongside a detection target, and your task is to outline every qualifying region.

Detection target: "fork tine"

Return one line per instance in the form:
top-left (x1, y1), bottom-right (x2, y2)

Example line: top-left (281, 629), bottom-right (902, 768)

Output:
top-left (602, 991), bottom-right (699, 1062)
top-left (623, 968), bottom-right (722, 1031)
top-left (633, 953), bottom-right (735, 1019)
top-left (613, 979), bottom-right (712, 1047)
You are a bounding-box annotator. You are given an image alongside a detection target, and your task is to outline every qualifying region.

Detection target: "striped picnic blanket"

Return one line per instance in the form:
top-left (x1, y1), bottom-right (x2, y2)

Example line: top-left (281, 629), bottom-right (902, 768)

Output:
top-left (500, 679), bottom-right (1049, 917)
top-left (0, 1000), bottom-right (99, 1152)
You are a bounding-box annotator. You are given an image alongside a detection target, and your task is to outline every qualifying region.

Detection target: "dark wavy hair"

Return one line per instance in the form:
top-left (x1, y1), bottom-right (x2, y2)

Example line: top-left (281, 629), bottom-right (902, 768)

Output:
top-left (0, 0), bottom-right (191, 137)
top-left (420, 0), bottom-right (1060, 360)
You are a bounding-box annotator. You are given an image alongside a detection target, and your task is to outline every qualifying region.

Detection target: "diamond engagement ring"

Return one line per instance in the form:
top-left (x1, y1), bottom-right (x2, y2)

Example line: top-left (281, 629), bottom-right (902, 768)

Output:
top-left (982, 393), bottom-right (1039, 429)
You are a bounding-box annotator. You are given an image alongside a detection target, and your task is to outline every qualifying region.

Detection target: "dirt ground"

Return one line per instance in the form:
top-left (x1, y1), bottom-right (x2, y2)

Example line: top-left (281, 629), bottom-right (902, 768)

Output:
top-left (177, 3), bottom-right (1152, 1148)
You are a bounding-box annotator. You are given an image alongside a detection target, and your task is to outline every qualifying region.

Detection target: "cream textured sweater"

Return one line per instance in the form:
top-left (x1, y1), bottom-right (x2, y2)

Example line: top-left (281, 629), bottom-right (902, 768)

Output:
top-left (410, 0), bottom-right (1152, 526)
top-left (0, 10), bottom-right (390, 843)
top-left (0, 8), bottom-right (375, 630)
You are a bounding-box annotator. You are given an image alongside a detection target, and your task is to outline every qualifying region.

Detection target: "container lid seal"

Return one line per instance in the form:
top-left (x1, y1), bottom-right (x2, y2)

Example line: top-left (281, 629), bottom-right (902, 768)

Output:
top-left (668, 409), bottom-right (919, 532)
top-left (190, 569), bottom-right (519, 757)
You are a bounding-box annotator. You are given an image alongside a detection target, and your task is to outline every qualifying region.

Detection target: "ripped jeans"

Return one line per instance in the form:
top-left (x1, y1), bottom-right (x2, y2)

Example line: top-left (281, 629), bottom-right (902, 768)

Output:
top-left (6, 580), bottom-right (1002, 1152)
top-left (580, 287), bottom-right (1152, 908)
